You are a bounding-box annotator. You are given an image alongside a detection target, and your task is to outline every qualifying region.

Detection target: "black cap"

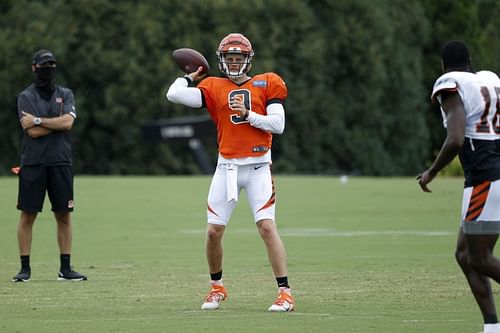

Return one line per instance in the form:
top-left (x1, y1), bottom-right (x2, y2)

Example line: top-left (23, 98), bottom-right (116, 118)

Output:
top-left (32, 49), bottom-right (56, 65)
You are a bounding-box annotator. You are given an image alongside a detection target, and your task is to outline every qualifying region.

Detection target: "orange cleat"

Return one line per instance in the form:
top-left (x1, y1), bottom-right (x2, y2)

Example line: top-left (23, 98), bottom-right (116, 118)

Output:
top-left (201, 285), bottom-right (227, 310)
top-left (268, 287), bottom-right (295, 312)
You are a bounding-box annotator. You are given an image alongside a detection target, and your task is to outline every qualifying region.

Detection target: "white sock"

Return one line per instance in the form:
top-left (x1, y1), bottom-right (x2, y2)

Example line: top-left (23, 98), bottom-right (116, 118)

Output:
top-left (211, 279), bottom-right (223, 287)
top-left (279, 286), bottom-right (291, 293)
top-left (484, 323), bottom-right (500, 333)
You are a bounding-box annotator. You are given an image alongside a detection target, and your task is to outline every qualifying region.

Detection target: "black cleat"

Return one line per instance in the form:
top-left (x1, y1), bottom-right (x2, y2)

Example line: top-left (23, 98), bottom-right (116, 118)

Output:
top-left (12, 270), bottom-right (31, 282)
top-left (58, 269), bottom-right (87, 281)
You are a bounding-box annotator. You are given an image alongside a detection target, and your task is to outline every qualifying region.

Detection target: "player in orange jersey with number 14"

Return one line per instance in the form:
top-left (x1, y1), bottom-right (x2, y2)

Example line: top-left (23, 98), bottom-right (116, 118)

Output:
top-left (166, 33), bottom-right (294, 312)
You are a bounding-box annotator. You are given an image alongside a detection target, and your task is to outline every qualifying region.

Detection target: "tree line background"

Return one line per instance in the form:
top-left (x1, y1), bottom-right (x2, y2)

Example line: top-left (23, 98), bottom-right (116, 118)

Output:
top-left (0, 0), bottom-right (498, 176)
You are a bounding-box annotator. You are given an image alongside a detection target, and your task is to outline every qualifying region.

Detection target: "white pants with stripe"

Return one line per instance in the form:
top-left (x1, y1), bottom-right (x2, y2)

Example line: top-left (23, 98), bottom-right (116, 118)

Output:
top-left (207, 163), bottom-right (275, 226)
top-left (461, 179), bottom-right (500, 234)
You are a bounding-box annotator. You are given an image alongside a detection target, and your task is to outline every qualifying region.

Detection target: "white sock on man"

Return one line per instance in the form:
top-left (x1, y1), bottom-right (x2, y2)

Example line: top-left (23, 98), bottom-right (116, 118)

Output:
top-left (484, 323), bottom-right (500, 333)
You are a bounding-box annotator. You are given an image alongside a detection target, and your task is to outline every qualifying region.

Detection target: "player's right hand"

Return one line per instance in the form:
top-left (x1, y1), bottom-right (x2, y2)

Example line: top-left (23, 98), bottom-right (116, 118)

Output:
top-left (186, 66), bottom-right (207, 83)
top-left (416, 170), bottom-right (435, 193)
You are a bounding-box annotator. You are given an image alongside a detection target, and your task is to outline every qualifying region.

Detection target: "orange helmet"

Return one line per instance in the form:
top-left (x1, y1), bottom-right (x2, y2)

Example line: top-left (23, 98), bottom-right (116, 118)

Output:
top-left (216, 33), bottom-right (254, 78)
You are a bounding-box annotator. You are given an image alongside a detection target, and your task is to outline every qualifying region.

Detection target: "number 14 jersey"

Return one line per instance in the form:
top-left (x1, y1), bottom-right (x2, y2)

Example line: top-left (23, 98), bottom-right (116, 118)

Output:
top-left (432, 70), bottom-right (500, 140)
top-left (431, 70), bottom-right (500, 186)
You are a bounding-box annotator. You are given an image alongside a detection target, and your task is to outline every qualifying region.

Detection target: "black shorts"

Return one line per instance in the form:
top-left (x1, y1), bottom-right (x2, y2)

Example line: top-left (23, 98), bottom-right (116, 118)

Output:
top-left (17, 165), bottom-right (74, 213)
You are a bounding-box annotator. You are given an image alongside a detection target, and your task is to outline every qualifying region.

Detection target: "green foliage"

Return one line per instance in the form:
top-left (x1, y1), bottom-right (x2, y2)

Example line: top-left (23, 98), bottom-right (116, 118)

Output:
top-left (0, 0), bottom-right (497, 175)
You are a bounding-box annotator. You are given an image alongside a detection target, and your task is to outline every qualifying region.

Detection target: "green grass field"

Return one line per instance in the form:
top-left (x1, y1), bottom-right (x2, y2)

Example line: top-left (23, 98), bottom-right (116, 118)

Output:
top-left (0, 176), bottom-right (495, 332)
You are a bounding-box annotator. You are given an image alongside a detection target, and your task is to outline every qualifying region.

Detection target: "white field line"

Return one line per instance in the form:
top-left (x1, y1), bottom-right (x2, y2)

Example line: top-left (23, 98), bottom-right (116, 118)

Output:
top-left (403, 319), bottom-right (469, 323)
top-left (180, 228), bottom-right (454, 237)
top-left (3, 314), bottom-right (469, 323)
top-left (0, 313), bottom-right (337, 322)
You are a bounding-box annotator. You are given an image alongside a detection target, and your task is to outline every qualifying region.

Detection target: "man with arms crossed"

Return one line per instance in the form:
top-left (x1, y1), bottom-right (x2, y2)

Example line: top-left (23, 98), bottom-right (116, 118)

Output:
top-left (167, 33), bottom-right (294, 312)
top-left (13, 49), bottom-right (87, 282)
top-left (418, 40), bottom-right (500, 333)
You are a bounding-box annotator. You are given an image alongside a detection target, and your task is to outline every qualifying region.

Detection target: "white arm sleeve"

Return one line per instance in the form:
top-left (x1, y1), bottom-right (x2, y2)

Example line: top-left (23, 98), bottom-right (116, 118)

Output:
top-left (247, 102), bottom-right (285, 134)
top-left (166, 77), bottom-right (203, 108)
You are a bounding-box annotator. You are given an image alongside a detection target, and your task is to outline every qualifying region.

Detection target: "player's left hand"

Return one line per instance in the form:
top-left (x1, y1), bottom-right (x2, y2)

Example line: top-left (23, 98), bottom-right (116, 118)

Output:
top-left (229, 96), bottom-right (248, 119)
top-left (416, 170), bottom-right (435, 193)
top-left (20, 111), bottom-right (35, 129)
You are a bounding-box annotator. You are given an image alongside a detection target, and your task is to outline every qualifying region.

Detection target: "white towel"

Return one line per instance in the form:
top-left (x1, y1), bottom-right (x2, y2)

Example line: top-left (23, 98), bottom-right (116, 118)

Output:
top-left (226, 163), bottom-right (239, 202)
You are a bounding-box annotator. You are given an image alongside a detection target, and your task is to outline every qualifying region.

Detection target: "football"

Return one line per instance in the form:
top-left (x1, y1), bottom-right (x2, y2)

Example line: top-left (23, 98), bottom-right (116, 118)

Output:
top-left (172, 48), bottom-right (210, 75)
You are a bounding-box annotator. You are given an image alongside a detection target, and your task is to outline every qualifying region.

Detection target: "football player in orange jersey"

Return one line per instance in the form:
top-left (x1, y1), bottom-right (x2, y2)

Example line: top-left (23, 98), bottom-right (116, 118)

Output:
top-left (167, 33), bottom-right (294, 312)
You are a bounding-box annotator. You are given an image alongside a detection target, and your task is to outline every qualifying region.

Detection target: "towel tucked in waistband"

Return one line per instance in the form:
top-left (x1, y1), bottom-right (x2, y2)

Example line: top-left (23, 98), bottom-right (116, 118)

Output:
top-left (226, 163), bottom-right (238, 203)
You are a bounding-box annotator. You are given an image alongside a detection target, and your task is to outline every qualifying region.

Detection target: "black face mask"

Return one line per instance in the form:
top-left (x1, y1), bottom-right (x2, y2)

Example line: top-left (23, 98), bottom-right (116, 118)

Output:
top-left (35, 66), bottom-right (56, 80)
top-left (34, 66), bottom-right (56, 100)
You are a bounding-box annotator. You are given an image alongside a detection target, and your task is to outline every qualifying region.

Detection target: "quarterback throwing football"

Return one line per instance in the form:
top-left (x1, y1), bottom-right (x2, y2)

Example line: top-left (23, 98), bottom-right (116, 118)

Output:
top-left (167, 33), bottom-right (294, 312)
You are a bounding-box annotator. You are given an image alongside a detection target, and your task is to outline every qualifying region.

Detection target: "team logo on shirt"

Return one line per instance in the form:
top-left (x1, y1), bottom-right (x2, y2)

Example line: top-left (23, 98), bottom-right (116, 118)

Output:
top-left (253, 80), bottom-right (267, 87)
top-left (56, 97), bottom-right (63, 103)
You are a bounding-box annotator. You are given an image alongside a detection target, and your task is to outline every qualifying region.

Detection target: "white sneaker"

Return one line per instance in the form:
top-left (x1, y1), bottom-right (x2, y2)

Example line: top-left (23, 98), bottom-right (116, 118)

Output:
top-left (201, 285), bottom-right (227, 310)
top-left (483, 323), bottom-right (500, 333)
top-left (268, 287), bottom-right (295, 312)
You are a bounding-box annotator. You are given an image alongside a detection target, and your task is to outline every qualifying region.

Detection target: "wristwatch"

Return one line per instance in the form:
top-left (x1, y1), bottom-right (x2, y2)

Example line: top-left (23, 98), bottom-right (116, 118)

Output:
top-left (33, 117), bottom-right (42, 125)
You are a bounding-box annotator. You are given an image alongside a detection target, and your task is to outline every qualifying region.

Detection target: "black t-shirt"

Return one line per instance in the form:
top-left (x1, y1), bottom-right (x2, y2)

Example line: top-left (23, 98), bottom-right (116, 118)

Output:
top-left (17, 84), bottom-right (77, 166)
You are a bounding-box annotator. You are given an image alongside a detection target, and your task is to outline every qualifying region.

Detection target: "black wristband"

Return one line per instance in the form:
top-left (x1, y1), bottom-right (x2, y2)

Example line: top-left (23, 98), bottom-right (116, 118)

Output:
top-left (183, 74), bottom-right (193, 85)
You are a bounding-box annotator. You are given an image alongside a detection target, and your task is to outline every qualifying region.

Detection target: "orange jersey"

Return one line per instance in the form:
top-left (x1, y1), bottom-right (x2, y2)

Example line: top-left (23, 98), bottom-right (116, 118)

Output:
top-left (197, 72), bottom-right (287, 159)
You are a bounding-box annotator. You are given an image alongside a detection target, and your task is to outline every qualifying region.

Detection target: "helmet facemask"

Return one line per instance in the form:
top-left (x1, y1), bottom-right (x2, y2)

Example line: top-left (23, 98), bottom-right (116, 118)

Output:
top-left (218, 52), bottom-right (252, 79)
top-left (216, 33), bottom-right (254, 79)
